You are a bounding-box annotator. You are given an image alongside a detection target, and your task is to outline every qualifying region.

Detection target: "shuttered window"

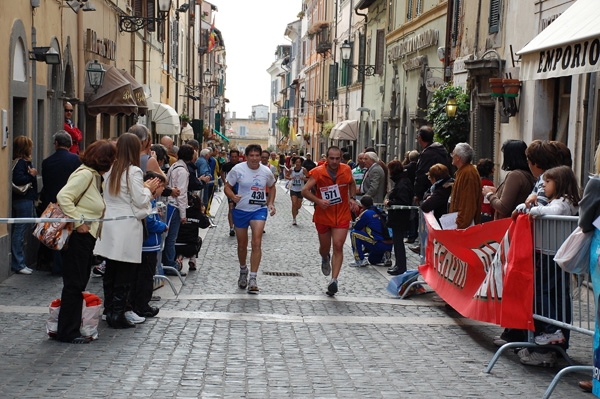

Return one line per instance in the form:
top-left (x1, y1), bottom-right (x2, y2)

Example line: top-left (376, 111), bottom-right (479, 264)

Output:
top-left (451, 0), bottom-right (461, 46)
top-left (375, 29), bottom-right (384, 75)
top-left (407, 0), bottom-right (413, 21)
top-left (329, 63), bottom-right (338, 100)
top-left (147, 0), bottom-right (155, 32)
top-left (489, 0), bottom-right (500, 34)
top-left (133, 0), bottom-right (143, 16)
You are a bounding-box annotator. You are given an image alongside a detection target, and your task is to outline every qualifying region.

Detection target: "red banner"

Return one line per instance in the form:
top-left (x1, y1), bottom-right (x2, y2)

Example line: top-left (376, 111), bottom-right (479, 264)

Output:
top-left (418, 213), bottom-right (534, 330)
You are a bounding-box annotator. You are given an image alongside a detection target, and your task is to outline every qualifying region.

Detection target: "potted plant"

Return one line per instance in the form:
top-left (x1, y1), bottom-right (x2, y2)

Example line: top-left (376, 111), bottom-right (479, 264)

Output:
top-left (303, 133), bottom-right (311, 143)
top-left (426, 85), bottom-right (470, 153)
top-left (277, 116), bottom-right (290, 136)
top-left (503, 79), bottom-right (521, 97)
top-left (322, 121), bottom-right (334, 138)
top-left (297, 10), bottom-right (305, 19)
top-left (489, 78), bottom-right (504, 97)
top-left (315, 113), bottom-right (324, 123)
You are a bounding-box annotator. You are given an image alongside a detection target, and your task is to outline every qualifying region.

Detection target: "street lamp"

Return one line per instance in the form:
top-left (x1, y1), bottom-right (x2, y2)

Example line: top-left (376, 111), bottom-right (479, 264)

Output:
top-left (29, 46), bottom-right (60, 65)
top-left (119, 0), bottom-right (173, 33)
top-left (300, 86), bottom-right (306, 100)
top-left (86, 60), bottom-right (106, 94)
top-left (445, 94), bottom-right (458, 118)
top-left (340, 39), bottom-right (376, 76)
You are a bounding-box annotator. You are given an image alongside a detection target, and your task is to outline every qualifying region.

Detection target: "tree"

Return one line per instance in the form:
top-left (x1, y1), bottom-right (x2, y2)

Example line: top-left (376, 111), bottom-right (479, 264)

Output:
top-left (426, 85), bottom-right (470, 153)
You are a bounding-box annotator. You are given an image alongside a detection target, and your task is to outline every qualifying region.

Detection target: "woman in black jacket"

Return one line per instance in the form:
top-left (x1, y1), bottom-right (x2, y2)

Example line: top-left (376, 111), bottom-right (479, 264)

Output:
top-left (420, 163), bottom-right (454, 223)
top-left (385, 160), bottom-right (414, 275)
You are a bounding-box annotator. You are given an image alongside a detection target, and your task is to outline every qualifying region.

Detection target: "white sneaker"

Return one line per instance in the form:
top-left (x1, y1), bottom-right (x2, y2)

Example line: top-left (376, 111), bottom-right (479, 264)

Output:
top-left (348, 259), bottom-right (369, 267)
top-left (518, 348), bottom-right (557, 367)
top-left (535, 330), bottom-right (566, 345)
top-left (124, 311), bottom-right (146, 324)
top-left (16, 267), bottom-right (32, 275)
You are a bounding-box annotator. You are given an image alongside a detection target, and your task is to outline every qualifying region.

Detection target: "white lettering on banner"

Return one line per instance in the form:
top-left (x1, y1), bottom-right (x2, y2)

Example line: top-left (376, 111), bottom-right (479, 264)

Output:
top-left (471, 239), bottom-right (504, 301)
top-left (388, 29), bottom-right (439, 63)
top-left (433, 239), bottom-right (468, 289)
top-left (536, 39), bottom-right (600, 74)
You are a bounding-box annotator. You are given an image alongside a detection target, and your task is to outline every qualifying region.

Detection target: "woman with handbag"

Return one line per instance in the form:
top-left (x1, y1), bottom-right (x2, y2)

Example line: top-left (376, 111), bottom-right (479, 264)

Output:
top-left (94, 133), bottom-right (160, 329)
top-left (55, 140), bottom-right (116, 343)
top-left (11, 136), bottom-right (38, 275)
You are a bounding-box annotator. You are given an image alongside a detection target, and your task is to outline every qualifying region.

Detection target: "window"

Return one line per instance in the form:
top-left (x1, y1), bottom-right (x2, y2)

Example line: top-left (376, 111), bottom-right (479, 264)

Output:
top-left (358, 33), bottom-right (365, 82)
top-left (375, 30), bottom-right (385, 75)
top-left (407, 0), bottom-right (423, 21)
top-left (387, 0), bottom-right (394, 32)
top-left (489, 0), bottom-right (500, 34)
top-left (328, 63), bottom-right (338, 100)
top-left (239, 126), bottom-right (247, 137)
top-left (451, 0), bottom-right (461, 46)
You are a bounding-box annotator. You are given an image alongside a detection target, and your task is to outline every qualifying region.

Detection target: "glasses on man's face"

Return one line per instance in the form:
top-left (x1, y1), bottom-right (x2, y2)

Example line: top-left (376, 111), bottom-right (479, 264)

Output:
top-left (261, 156), bottom-right (269, 159)
top-left (65, 109), bottom-right (73, 113)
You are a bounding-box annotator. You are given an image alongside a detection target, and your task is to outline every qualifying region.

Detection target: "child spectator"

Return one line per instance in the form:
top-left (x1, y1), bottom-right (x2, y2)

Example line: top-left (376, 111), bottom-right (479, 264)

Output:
top-left (175, 193), bottom-right (210, 270)
top-left (131, 171), bottom-right (168, 319)
top-left (518, 165), bottom-right (580, 367)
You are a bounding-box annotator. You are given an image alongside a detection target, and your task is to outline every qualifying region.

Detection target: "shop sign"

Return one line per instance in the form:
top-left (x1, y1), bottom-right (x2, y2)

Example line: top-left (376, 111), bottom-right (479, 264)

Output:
top-left (402, 56), bottom-right (426, 71)
top-left (388, 29), bottom-right (439, 63)
top-left (85, 29), bottom-right (116, 61)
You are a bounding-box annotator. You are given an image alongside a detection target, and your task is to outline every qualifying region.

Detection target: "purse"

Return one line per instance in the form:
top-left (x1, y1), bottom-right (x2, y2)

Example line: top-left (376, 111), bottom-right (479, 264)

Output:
top-left (12, 159), bottom-right (33, 195)
top-left (554, 226), bottom-right (593, 274)
top-left (33, 174), bottom-right (94, 250)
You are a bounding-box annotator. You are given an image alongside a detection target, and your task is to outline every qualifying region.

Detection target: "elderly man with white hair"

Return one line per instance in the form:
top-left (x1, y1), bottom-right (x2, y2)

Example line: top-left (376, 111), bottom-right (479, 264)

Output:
top-left (449, 142), bottom-right (482, 229)
top-left (360, 152), bottom-right (386, 204)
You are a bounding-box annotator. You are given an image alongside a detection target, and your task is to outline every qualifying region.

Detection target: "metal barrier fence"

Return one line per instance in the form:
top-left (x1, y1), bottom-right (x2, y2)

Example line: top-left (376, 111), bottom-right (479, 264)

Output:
top-left (484, 215), bottom-right (594, 399)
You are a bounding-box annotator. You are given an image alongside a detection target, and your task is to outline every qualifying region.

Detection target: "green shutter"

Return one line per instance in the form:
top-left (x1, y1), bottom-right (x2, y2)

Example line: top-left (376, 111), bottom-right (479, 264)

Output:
top-left (329, 63), bottom-right (338, 100)
top-left (347, 41), bottom-right (354, 85)
top-left (339, 59), bottom-right (346, 87)
top-left (489, 0), bottom-right (500, 33)
top-left (407, 0), bottom-right (413, 20)
top-left (147, 0), bottom-right (155, 31)
top-left (358, 34), bottom-right (365, 82)
top-left (452, 0), bottom-right (461, 46)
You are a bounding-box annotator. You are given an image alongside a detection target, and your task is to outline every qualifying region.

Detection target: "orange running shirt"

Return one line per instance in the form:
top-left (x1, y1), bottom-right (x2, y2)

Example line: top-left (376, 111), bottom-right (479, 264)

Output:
top-left (309, 162), bottom-right (353, 227)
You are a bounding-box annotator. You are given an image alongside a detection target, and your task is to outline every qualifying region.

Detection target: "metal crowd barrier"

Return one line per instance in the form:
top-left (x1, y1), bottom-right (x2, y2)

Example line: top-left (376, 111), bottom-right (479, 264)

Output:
top-left (484, 215), bottom-right (593, 399)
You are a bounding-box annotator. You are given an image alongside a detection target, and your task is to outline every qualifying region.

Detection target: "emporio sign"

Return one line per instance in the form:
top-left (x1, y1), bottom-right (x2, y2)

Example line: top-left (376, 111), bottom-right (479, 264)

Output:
top-left (388, 29), bottom-right (439, 63)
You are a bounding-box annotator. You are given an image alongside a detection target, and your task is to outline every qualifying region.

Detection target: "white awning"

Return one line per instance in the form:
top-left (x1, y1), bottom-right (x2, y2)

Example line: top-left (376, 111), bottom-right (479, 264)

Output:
top-left (330, 120), bottom-right (359, 141)
top-left (517, 0), bottom-right (600, 81)
top-left (152, 102), bottom-right (180, 135)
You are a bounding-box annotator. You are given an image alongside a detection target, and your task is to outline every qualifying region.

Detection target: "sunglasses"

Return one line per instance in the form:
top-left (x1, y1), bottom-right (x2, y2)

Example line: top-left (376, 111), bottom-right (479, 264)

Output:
top-left (64, 109), bottom-right (73, 112)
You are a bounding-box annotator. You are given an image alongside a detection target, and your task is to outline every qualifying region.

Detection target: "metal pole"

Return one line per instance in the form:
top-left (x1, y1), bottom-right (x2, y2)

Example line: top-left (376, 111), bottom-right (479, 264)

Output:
top-left (31, 16), bottom-right (38, 165)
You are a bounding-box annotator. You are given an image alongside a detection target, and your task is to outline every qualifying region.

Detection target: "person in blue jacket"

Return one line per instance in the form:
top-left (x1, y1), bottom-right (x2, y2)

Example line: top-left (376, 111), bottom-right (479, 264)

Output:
top-left (349, 195), bottom-right (393, 267)
top-left (130, 171), bottom-right (168, 319)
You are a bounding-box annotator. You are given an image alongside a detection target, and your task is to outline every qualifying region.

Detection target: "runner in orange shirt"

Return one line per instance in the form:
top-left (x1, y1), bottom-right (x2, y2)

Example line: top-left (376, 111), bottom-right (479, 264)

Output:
top-left (302, 146), bottom-right (360, 296)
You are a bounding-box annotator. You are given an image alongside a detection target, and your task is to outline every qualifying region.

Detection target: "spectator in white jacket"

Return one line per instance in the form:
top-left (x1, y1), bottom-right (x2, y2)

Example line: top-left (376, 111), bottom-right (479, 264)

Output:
top-left (94, 133), bottom-right (160, 329)
top-left (162, 145), bottom-right (192, 274)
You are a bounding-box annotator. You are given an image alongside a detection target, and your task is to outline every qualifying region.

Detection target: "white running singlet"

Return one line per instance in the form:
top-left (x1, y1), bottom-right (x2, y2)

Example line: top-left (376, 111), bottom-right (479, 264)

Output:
top-left (226, 162), bottom-right (276, 212)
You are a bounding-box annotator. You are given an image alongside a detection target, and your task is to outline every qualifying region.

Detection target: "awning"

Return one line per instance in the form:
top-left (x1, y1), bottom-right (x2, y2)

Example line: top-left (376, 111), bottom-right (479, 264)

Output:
top-left (180, 124), bottom-right (194, 141)
top-left (330, 120), bottom-right (359, 141)
top-left (517, 0), bottom-right (600, 81)
top-left (84, 63), bottom-right (138, 116)
top-left (119, 69), bottom-right (148, 116)
top-left (152, 102), bottom-right (180, 135)
top-left (355, 0), bottom-right (377, 10)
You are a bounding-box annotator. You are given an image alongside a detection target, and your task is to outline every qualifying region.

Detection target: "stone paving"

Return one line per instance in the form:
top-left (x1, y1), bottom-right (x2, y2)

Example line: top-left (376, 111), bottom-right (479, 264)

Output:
top-left (0, 180), bottom-right (594, 398)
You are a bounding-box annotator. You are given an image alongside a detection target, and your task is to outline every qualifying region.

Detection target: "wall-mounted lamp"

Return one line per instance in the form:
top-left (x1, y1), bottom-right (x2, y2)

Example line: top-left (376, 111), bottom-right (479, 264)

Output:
top-left (299, 86), bottom-right (306, 100)
top-left (30, 47), bottom-right (60, 65)
top-left (66, 0), bottom-right (95, 13)
top-left (119, 0), bottom-right (172, 33)
top-left (445, 94), bottom-right (458, 118)
top-left (340, 39), bottom-right (376, 77)
top-left (203, 68), bottom-right (219, 87)
top-left (86, 60), bottom-right (105, 94)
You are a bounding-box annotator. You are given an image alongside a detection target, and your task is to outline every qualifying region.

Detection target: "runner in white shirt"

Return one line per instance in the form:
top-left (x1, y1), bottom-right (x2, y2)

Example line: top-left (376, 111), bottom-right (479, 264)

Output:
top-left (285, 156), bottom-right (308, 225)
top-left (225, 145), bottom-right (276, 293)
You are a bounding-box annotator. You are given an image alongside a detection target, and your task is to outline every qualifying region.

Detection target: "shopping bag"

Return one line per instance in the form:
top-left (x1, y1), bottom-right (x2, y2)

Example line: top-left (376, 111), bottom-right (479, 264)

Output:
top-left (554, 226), bottom-right (593, 274)
top-left (46, 293), bottom-right (102, 339)
top-left (386, 270), bottom-right (425, 298)
top-left (46, 298), bottom-right (61, 336)
top-left (33, 202), bottom-right (73, 250)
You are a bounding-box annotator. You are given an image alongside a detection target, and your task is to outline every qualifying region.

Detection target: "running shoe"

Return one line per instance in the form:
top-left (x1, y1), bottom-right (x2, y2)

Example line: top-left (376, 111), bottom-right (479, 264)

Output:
top-left (238, 268), bottom-right (249, 289)
top-left (348, 258), bottom-right (370, 267)
top-left (16, 267), bottom-right (32, 275)
top-left (188, 259), bottom-right (196, 271)
top-left (535, 330), bottom-right (566, 345)
top-left (92, 261), bottom-right (106, 277)
top-left (292, 219), bottom-right (297, 226)
top-left (321, 254), bottom-right (331, 276)
top-left (229, 228), bottom-right (235, 237)
top-left (247, 277), bottom-right (259, 294)
top-left (326, 280), bottom-right (338, 296)
top-left (124, 311), bottom-right (146, 324)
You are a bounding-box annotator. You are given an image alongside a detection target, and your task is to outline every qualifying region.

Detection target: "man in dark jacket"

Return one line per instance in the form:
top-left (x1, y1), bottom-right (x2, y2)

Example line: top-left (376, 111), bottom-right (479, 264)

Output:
top-left (414, 126), bottom-right (450, 203)
top-left (302, 153), bottom-right (317, 172)
top-left (349, 195), bottom-right (393, 267)
top-left (39, 131), bottom-right (82, 274)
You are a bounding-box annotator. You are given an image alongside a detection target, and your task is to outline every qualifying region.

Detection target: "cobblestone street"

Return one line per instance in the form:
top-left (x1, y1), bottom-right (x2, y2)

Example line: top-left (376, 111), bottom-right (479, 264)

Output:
top-left (0, 180), bottom-right (594, 398)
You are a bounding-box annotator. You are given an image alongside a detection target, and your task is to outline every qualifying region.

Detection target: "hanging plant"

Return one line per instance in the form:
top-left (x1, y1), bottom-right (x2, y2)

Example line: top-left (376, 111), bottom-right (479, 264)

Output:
top-left (277, 116), bottom-right (290, 136)
top-left (303, 133), bottom-right (311, 143)
top-left (426, 85), bottom-right (470, 153)
top-left (297, 10), bottom-right (305, 19)
top-left (322, 121), bottom-right (334, 137)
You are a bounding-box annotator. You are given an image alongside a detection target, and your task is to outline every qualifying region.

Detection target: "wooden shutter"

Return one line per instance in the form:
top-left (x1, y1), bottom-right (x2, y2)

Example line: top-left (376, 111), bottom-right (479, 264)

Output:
top-left (347, 41), bottom-right (354, 85)
top-left (147, 0), bottom-right (155, 32)
top-left (329, 63), bottom-right (338, 100)
top-left (375, 30), bottom-right (384, 75)
top-left (407, 0), bottom-right (413, 21)
top-left (489, 0), bottom-right (500, 33)
top-left (133, 0), bottom-right (143, 16)
top-left (358, 33), bottom-right (365, 82)
top-left (452, 0), bottom-right (461, 46)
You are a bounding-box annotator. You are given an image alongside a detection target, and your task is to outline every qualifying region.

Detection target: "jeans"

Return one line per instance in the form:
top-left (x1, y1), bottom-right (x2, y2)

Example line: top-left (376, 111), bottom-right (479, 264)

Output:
top-left (162, 208), bottom-right (181, 267)
top-left (11, 199), bottom-right (34, 271)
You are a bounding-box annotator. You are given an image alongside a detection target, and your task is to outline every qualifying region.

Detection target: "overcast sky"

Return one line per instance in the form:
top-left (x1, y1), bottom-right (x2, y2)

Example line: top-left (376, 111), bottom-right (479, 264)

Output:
top-left (211, 0), bottom-right (299, 118)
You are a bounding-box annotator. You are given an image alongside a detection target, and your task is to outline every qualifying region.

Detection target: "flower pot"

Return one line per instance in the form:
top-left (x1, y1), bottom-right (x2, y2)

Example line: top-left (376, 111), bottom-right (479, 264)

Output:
top-left (503, 79), bottom-right (521, 98)
top-left (316, 115), bottom-right (324, 123)
top-left (489, 78), bottom-right (504, 97)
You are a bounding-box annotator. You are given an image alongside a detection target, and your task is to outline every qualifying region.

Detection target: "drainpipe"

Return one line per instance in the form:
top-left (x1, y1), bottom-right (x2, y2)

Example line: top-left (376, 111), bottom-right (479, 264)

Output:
top-left (355, 5), bottom-right (367, 155)
top-left (31, 12), bottom-right (38, 165)
top-left (443, 0), bottom-right (453, 82)
top-left (344, 0), bottom-right (353, 121)
top-left (77, 8), bottom-right (85, 141)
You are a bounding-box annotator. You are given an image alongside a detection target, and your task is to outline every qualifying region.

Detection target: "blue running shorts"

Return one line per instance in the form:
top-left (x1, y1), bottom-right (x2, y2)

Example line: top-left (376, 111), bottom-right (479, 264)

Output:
top-left (231, 207), bottom-right (268, 229)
